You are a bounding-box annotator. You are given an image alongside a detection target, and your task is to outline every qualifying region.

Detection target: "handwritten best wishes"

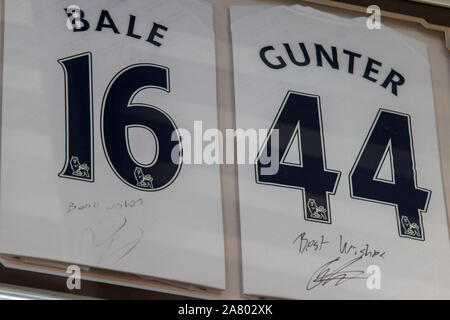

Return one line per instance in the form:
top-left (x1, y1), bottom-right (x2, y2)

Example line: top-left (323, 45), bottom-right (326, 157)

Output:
top-left (67, 198), bottom-right (144, 214)
top-left (293, 232), bottom-right (386, 258)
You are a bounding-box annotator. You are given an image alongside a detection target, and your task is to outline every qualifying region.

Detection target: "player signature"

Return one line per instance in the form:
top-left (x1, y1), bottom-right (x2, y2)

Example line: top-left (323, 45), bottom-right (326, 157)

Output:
top-left (83, 216), bottom-right (144, 265)
top-left (306, 256), bottom-right (367, 291)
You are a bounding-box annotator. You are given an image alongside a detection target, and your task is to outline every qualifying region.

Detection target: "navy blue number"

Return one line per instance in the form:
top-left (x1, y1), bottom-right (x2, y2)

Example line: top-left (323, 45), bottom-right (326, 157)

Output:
top-left (58, 52), bottom-right (94, 182)
top-left (256, 91), bottom-right (341, 224)
top-left (349, 109), bottom-right (431, 240)
top-left (101, 64), bottom-right (182, 191)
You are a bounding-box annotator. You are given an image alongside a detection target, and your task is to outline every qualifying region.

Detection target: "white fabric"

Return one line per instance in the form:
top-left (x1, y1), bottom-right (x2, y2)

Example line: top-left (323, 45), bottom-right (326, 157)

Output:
top-left (0, 0), bottom-right (225, 289)
top-left (231, 4), bottom-right (450, 299)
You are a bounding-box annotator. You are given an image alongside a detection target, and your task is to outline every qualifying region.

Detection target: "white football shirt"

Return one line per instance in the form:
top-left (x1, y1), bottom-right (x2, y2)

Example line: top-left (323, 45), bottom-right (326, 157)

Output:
top-left (232, 5), bottom-right (450, 299)
top-left (1, 0), bottom-right (225, 289)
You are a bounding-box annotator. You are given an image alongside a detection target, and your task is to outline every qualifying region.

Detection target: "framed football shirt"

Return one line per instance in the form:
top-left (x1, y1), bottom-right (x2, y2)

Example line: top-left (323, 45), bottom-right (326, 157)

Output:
top-left (231, 4), bottom-right (450, 299)
top-left (0, 0), bottom-right (225, 290)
